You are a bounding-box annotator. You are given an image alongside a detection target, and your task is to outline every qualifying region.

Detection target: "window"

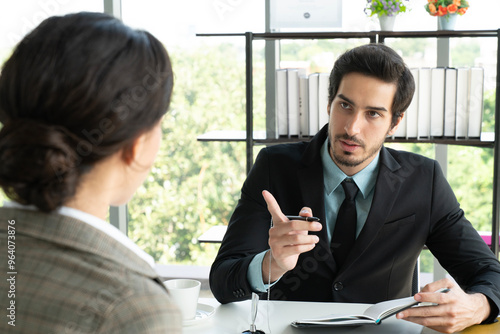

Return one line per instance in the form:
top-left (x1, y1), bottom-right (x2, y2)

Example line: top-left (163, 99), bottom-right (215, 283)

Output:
top-left (1, 1), bottom-right (499, 274)
top-left (121, 0), bottom-right (265, 266)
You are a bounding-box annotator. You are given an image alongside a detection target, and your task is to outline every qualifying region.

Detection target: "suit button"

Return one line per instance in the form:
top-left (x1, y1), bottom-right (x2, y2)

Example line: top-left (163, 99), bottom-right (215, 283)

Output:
top-left (333, 282), bottom-right (343, 291)
top-left (233, 289), bottom-right (245, 298)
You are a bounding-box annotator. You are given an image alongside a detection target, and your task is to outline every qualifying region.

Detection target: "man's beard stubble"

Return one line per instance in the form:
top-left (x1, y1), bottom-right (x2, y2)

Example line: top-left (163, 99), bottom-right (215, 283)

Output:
top-left (329, 133), bottom-right (385, 168)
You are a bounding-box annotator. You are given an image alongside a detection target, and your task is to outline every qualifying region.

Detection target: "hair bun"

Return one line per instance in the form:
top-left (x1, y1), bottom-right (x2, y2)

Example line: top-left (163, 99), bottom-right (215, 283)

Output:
top-left (0, 119), bottom-right (81, 212)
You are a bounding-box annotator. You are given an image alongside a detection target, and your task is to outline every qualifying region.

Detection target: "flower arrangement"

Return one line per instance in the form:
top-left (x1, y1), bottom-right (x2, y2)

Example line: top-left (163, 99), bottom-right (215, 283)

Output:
top-left (364, 0), bottom-right (409, 17)
top-left (424, 0), bottom-right (469, 17)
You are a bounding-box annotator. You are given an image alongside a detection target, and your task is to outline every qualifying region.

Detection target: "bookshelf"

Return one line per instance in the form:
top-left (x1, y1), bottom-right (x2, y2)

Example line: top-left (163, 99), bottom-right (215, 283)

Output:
top-left (197, 29), bottom-right (500, 257)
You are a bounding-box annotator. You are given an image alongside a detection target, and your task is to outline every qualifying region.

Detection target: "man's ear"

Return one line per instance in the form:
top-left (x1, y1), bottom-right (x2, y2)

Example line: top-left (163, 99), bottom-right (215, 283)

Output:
top-left (387, 113), bottom-right (405, 137)
top-left (121, 133), bottom-right (147, 165)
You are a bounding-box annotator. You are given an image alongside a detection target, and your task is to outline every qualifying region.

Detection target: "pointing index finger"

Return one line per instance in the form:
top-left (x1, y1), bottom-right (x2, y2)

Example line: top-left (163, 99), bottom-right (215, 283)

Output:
top-left (262, 190), bottom-right (287, 223)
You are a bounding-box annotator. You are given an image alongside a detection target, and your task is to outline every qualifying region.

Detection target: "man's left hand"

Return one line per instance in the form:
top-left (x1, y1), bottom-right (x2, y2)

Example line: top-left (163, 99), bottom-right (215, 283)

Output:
top-left (396, 278), bottom-right (491, 333)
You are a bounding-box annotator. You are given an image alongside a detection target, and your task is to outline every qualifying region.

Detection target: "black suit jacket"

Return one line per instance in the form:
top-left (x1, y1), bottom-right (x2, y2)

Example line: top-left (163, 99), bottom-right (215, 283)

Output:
top-left (210, 125), bottom-right (500, 321)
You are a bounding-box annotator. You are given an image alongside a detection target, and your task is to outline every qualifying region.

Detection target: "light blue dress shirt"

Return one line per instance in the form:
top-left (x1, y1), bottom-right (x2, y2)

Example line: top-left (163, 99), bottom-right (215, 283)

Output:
top-left (321, 139), bottom-right (379, 240)
top-left (247, 138), bottom-right (380, 292)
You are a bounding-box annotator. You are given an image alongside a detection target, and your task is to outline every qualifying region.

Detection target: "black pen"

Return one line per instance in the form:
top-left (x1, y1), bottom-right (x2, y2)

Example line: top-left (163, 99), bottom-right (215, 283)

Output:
top-left (286, 215), bottom-right (320, 222)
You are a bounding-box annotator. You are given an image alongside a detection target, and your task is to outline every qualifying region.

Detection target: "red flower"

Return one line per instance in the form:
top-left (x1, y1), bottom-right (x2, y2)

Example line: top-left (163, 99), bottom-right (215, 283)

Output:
top-left (458, 7), bottom-right (468, 15)
top-left (447, 4), bottom-right (458, 14)
top-left (437, 5), bottom-right (448, 16)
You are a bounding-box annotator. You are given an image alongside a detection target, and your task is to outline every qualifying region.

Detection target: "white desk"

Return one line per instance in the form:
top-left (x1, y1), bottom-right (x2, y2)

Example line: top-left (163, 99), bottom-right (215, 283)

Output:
top-left (184, 298), bottom-right (430, 334)
top-left (184, 298), bottom-right (500, 333)
top-left (197, 226), bottom-right (227, 243)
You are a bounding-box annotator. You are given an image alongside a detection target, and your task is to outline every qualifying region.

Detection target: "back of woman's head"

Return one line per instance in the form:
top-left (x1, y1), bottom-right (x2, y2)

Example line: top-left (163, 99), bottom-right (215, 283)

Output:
top-left (0, 12), bottom-right (174, 212)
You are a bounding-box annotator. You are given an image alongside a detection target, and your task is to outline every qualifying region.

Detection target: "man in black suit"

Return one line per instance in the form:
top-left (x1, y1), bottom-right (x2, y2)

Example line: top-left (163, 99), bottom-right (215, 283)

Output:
top-left (210, 44), bottom-right (500, 333)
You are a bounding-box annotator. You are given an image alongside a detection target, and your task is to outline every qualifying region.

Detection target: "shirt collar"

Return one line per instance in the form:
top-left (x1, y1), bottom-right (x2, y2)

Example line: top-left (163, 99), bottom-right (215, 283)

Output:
top-left (321, 138), bottom-right (380, 199)
top-left (2, 201), bottom-right (155, 268)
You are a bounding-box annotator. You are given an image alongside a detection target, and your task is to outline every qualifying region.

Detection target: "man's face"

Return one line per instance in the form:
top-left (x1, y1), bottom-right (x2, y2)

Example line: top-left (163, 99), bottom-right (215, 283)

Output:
top-left (327, 72), bottom-right (401, 176)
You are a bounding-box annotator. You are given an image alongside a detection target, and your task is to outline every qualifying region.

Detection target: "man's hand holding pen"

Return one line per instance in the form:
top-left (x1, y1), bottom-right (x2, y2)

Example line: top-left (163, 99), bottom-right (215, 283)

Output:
top-left (261, 190), bottom-right (322, 283)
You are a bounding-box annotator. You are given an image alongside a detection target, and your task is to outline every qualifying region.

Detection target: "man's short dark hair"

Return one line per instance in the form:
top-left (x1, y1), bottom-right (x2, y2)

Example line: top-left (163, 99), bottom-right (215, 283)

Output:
top-left (328, 43), bottom-right (415, 127)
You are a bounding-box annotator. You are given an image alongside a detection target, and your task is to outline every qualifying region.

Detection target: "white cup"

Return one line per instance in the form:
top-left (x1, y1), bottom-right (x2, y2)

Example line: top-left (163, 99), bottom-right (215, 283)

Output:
top-left (164, 279), bottom-right (201, 320)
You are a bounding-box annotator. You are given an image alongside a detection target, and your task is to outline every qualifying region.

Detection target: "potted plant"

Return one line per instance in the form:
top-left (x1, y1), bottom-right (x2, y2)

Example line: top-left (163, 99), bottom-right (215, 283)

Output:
top-left (364, 0), bottom-right (410, 31)
top-left (424, 0), bottom-right (469, 30)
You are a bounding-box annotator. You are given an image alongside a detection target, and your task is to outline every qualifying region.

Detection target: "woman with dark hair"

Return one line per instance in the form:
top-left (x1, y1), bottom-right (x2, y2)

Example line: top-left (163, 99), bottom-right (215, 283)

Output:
top-left (0, 12), bottom-right (180, 333)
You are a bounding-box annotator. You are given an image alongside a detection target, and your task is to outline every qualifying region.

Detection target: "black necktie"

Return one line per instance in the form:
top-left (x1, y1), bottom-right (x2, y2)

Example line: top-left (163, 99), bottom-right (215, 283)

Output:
top-left (331, 179), bottom-right (359, 269)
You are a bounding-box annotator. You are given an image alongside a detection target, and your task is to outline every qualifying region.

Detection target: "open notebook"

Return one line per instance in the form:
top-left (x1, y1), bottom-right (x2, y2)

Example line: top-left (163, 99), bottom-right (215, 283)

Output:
top-left (292, 289), bottom-right (449, 328)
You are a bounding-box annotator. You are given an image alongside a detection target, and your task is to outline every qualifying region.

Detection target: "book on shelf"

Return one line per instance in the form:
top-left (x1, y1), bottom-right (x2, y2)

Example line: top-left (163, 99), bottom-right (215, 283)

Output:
top-left (430, 67), bottom-right (445, 137)
top-left (406, 68), bottom-right (419, 139)
top-left (455, 67), bottom-right (470, 138)
top-left (299, 75), bottom-right (309, 137)
top-left (444, 68), bottom-right (457, 137)
top-left (417, 68), bottom-right (431, 138)
top-left (287, 69), bottom-right (300, 137)
top-left (468, 67), bottom-right (484, 138)
top-left (276, 69), bottom-right (326, 138)
top-left (318, 72), bottom-right (330, 130)
top-left (275, 69), bottom-right (288, 137)
top-left (276, 66), bottom-right (484, 140)
top-left (308, 73), bottom-right (320, 136)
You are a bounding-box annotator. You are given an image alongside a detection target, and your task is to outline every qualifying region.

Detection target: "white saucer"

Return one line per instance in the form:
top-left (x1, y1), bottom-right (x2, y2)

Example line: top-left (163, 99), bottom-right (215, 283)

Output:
top-left (183, 303), bottom-right (215, 326)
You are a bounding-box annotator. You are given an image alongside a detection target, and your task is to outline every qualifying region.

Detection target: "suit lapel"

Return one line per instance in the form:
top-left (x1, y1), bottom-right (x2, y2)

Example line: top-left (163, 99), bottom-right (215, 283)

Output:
top-left (297, 125), bottom-right (328, 232)
top-left (297, 125), bottom-right (338, 273)
top-left (297, 162), bottom-right (326, 224)
top-left (338, 147), bottom-right (403, 274)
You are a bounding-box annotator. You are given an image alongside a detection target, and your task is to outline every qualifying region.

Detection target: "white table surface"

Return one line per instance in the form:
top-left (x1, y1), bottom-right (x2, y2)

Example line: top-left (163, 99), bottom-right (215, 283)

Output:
top-left (197, 225), bottom-right (227, 243)
top-left (183, 297), bottom-right (436, 334)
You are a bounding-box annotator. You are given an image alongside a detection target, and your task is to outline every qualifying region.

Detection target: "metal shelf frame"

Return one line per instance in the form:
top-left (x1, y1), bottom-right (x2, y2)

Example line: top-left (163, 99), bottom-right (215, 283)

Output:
top-left (197, 29), bottom-right (500, 256)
